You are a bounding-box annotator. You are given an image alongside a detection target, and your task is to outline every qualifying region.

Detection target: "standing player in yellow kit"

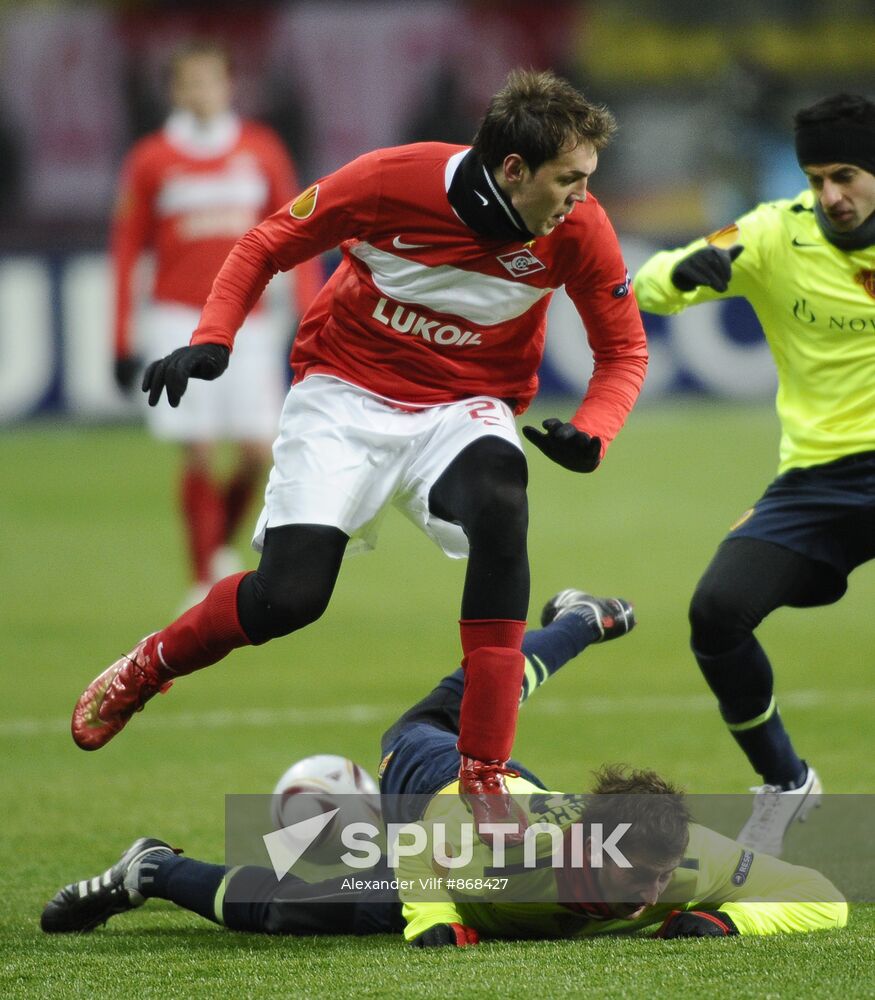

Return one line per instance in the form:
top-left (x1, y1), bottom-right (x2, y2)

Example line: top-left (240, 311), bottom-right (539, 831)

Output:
top-left (634, 94), bottom-right (875, 856)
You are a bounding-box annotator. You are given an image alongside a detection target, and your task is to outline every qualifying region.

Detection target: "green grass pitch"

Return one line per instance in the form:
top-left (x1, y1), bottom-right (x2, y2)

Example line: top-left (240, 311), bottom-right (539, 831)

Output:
top-left (1, 401), bottom-right (873, 998)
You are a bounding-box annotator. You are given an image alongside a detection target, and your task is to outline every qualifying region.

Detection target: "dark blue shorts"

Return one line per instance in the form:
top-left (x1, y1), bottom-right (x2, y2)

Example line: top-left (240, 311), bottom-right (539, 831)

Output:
top-left (727, 450), bottom-right (875, 603)
top-left (378, 722), bottom-right (546, 825)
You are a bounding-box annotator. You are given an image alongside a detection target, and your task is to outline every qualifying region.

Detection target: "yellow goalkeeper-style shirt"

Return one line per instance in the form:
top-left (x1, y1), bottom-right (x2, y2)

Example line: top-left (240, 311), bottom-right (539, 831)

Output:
top-left (633, 190), bottom-right (875, 475)
top-left (399, 777), bottom-right (847, 941)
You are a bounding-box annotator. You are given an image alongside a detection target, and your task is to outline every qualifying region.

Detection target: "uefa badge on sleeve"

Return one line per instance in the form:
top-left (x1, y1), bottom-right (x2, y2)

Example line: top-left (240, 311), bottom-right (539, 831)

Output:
top-left (290, 184), bottom-right (319, 220)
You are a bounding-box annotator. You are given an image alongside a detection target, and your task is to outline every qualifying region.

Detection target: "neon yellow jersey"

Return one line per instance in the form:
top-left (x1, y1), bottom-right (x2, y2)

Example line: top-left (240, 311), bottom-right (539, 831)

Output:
top-left (633, 190), bottom-right (875, 474)
top-left (399, 780), bottom-right (847, 941)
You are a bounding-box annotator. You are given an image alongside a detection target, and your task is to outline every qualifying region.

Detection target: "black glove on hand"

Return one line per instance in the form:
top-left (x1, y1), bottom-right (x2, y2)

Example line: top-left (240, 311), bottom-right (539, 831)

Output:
top-left (142, 343), bottom-right (230, 407)
top-left (522, 418), bottom-right (601, 473)
top-left (114, 355), bottom-right (143, 395)
top-left (656, 909), bottom-right (739, 938)
top-left (670, 244), bottom-right (744, 293)
top-left (409, 923), bottom-right (480, 947)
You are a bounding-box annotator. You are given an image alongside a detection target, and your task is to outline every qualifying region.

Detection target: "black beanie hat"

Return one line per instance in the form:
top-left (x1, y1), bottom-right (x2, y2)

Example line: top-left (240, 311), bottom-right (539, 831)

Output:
top-left (794, 93), bottom-right (875, 174)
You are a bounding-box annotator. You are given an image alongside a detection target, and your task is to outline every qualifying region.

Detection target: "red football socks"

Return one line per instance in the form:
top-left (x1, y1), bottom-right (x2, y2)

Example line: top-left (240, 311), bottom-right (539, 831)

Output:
top-left (180, 467), bottom-right (225, 582)
top-left (149, 571), bottom-right (252, 678)
top-left (457, 619), bottom-right (526, 762)
top-left (223, 466), bottom-right (260, 544)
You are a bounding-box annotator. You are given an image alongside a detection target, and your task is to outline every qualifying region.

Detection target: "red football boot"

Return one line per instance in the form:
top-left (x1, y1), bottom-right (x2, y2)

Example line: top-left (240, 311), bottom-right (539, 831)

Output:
top-left (71, 636), bottom-right (173, 751)
top-left (458, 755), bottom-right (527, 847)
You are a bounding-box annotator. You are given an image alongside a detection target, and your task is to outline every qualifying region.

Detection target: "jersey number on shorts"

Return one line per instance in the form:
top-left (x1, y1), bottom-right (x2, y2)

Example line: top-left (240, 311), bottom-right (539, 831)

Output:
top-left (465, 400), bottom-right (504, 427)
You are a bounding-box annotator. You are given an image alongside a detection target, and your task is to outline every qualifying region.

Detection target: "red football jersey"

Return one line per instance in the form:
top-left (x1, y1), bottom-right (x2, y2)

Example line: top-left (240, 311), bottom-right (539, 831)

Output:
top-left (111, 112), bottom-right (323, 356)
top-left (192, 142), bottom-right (647, 450)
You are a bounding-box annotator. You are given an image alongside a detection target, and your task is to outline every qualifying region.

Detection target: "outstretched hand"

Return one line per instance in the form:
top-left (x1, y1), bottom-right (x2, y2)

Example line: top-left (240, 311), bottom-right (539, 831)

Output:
top-left (522, 418), bottom-right (601, 473)
top-left (142, 343), bottom-right (230, 407)
top-left (670, 244), bottom-right (744, 293)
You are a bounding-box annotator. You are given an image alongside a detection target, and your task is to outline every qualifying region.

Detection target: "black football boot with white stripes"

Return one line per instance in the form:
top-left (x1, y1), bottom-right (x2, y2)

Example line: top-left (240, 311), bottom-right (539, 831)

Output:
top-left (40, 837), bottom-right (180, 933)
top-left (540, 589), bottom-right (636, 640)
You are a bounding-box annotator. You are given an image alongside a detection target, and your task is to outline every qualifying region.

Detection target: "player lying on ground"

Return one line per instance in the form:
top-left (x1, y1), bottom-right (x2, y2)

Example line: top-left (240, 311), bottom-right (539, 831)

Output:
top-left (633, 93), bottom-right (875, 856)
top-left (72, 68), bottom-right (648, 837)
top-left (45, 591), bottom-right (845, 943)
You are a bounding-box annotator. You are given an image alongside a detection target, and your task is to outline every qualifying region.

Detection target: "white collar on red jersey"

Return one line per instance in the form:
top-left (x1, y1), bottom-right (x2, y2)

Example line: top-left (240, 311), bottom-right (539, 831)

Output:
top-left (164, 110), bottom-right (242, 159)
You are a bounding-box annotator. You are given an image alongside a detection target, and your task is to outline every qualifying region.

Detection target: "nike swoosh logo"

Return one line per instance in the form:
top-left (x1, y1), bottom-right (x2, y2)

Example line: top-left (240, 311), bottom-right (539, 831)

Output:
top-left (392, 236), bottom-right (429, 250)
top-left (792, 237), bottom-right (819, 248)
top-left (474, 190), bottom-right (489, 206)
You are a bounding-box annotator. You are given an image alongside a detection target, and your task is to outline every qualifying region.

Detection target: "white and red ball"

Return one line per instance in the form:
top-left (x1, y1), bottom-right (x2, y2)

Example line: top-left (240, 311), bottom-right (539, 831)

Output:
top-left (270, 754), bottom-right (382, 862)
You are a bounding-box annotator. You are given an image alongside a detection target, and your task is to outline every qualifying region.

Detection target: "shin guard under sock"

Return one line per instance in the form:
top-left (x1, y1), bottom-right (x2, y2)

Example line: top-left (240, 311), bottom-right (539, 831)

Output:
top-left (151, 571), bottom-right (252, 678)
top-left (181, 467), bottom-right (225, 582)
top-left (223, 468), bottom-right (260, 544)
top-left (140, 853), bottom-right (226, 924)
top-left (457, 619), bottom-right (526, 762)
top-left (695, 636), bottom-right (805, 787)
top-left (518, 617), bottom-right (599, 703)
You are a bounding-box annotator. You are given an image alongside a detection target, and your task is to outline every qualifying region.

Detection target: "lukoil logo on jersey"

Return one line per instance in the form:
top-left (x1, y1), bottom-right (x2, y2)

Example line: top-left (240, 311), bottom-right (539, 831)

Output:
top-left (496, 248), bottom-right (546, 278)
top-left (372, 297), bottom-right (482, 346)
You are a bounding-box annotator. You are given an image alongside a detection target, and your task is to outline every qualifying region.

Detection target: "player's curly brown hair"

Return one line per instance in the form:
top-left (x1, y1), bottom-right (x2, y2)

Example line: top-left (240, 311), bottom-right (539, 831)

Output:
top-left (582, 764), bottom-right (691, 861)
top-left (473, 69), bottom-right (617, 171)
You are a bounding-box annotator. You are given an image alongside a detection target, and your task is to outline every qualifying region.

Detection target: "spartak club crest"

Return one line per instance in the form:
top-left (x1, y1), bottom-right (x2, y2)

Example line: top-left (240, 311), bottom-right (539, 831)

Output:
top-left (854, 269), bottom-right (875, 300)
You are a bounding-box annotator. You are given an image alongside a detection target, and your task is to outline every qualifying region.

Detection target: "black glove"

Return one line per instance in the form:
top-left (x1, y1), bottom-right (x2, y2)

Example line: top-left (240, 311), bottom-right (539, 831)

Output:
top-left (409, 923), bottom-right (480, 947)
top-left (656, 909), bottom-right (739, 938)
top-left (142, 343), bottom-right (230, 407)
top-left (114, 355), bottom-right (143, 395)
top-left (522, 418), bottom-right (601, 473)
top-left (670, 244), bottom-right (744, 293)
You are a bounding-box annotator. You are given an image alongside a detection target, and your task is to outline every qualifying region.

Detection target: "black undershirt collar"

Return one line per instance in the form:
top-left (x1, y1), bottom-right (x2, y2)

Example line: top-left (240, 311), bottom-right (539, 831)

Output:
top-left (814, 201), bottom-right (875, 250)
top-left (447, 148), bottom-right (534, 242)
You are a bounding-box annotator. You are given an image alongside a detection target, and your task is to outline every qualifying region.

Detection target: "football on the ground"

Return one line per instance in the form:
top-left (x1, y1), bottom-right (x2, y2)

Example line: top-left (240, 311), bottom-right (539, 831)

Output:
top-left (270, 754), bottom-right (382, 861)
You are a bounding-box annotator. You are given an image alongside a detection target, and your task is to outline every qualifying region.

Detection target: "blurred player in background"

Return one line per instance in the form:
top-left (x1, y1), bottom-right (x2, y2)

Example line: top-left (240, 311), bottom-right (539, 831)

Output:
top-left (46, 589), bottom-right (845, 942)
top-left (74, 69), bottom-right (648, 831)
top-left (634, 94), bottom-right (875, 856)
top-left (111, 40), bottom-right (323, 609)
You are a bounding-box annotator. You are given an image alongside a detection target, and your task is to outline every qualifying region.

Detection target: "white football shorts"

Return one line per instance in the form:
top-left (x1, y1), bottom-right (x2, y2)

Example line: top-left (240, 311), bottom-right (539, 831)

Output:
top-left (141, 303), bottom-right (288, 443)
top-left (252, 374), bottom-right (524, 558)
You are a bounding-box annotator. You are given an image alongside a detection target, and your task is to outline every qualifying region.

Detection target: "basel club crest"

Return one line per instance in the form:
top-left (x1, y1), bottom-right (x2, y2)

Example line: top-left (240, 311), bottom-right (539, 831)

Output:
top-left (855, 269), bottom-right (875, 300)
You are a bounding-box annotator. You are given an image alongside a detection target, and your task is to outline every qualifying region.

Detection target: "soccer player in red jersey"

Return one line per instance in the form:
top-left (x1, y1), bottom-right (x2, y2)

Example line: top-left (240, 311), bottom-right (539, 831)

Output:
top-left (111, 41), bottom-right (323, 608)
top-left (74, 69), bottom-right (648, 835)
